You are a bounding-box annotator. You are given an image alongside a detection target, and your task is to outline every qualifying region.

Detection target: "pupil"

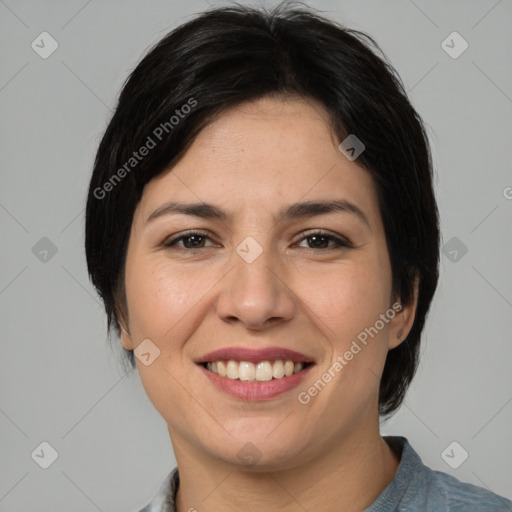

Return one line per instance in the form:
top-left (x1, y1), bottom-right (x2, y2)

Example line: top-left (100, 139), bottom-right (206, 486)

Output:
top-left (310, 235), bottom-right (327, 248)
top-left (186, 235), bottom-right (203, 248)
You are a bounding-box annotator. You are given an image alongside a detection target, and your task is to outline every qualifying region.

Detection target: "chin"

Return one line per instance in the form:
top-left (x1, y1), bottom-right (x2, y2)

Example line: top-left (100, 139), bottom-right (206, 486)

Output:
top-left (206, 431), bottom-right (311, 473)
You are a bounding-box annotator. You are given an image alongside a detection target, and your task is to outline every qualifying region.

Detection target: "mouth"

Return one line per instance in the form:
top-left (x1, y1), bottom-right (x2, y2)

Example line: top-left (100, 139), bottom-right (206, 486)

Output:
top-left (201, 359), bottom-right (313, 381)
top-left (196, 347), bottom-right (315, 400)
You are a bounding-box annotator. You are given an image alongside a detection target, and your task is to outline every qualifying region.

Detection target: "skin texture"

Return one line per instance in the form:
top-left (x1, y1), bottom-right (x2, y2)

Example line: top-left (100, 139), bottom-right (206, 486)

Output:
top-left (120, 96), bottom-right (418, 512)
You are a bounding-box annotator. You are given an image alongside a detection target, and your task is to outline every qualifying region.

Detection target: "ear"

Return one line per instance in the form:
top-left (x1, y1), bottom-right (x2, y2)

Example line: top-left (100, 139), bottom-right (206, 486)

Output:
top-left (388, 276), bottom-right (419, 350)
top-left (115, 290), bottom-right (132, 350)
top-left (119, 319), bottom-right (134, 350)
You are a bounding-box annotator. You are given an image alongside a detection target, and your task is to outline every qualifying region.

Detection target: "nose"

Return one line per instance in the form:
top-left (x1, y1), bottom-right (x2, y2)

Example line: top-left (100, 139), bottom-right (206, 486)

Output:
top-left (215, 246), bottom-right (297, 330)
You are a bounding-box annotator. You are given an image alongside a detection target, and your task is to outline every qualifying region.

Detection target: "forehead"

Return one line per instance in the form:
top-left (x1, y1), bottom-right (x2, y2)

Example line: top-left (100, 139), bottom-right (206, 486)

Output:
top-left (137, 96), bottom-right (381, 228)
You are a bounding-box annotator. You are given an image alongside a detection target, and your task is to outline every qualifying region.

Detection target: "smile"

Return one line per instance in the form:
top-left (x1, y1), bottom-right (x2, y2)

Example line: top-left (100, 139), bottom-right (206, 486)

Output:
top-left (196, 346), bottom-right (315, 400)
top-left (203, 359), bottom-right (311, 381)
top-left (195, 346), bottom-right (315, 401)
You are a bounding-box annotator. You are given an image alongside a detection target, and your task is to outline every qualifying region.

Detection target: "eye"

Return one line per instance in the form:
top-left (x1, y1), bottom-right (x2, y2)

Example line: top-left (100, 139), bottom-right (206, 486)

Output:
top-left (162, 229), bottom-right (352, 251)
top-left (296, 230), bottom-right (352, 250)
top-left (163, 230), bottom-right (215, 250)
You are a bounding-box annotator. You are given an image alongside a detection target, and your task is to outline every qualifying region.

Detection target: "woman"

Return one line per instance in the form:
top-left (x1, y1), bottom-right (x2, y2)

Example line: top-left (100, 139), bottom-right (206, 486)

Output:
top-left (85, 3), bottom-right (512, 511)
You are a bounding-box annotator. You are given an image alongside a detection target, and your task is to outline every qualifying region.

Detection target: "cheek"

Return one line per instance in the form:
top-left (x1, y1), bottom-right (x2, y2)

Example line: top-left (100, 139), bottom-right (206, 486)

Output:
top-left (298, 258), bottom-right (392, 341)
top-left (296, 264), bottom-right (392, 418)
top-left (124, 258), bottom-right (213, 417)
top-left (124, 257), bottom-right (212, 341)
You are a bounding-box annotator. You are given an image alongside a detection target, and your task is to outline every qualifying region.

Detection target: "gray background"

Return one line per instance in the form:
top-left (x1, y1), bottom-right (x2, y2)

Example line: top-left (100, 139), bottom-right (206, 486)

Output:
top-left (1, 0), bottom-right (511, 510)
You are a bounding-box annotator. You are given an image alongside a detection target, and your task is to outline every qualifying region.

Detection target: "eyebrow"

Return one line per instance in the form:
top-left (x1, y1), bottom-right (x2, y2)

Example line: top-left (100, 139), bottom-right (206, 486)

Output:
top-left (146, 199), bottom-right (370, 228)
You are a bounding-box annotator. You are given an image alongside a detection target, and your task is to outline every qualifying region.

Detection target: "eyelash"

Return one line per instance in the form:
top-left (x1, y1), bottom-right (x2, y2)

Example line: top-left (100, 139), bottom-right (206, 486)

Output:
top-left (163, 229), bottom-right (352, 251)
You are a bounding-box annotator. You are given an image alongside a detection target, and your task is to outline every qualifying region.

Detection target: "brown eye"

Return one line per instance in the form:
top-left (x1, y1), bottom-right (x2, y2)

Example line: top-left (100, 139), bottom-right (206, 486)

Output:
top-left (297, 231), bottom-right (352, 250)
top-left (163, 231), bottom-right (214, 250)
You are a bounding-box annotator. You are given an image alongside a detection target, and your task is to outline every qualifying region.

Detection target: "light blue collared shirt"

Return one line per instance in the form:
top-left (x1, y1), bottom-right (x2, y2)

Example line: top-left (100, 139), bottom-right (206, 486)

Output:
top-left (138, 436), bottom-right (512, 511)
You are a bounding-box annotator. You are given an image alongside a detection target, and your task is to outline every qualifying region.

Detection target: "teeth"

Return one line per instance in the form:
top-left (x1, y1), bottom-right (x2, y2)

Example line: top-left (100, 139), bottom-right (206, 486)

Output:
top-left (255, 361), bottom-right (273, 381)
top-left (205, 359), bottom-right (306, 381)
top-left (226, 360), bottom-right (238, 379)
top-left (217, 360), bottom-right (227, 377)
top-left (239, 361), bottom-right (256, 381)
top-left (272, 359), bottom-right (285, 379)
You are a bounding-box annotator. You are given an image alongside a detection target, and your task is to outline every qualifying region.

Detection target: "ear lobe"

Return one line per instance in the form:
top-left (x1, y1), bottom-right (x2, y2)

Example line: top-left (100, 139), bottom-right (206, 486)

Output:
top-left (388, 277), bottom-right (419, 350)
top-left (119, 321), bottom-right (133, 350)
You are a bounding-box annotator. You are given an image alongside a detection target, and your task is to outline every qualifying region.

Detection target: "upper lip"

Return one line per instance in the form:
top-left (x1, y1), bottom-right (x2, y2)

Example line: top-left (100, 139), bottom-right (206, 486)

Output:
top-left (196, 346), bottom-right (315, 364)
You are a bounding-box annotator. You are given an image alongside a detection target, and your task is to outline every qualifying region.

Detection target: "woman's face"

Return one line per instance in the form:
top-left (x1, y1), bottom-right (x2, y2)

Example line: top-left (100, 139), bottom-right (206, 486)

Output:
top-left (121, 96), bottom-right (416, 469)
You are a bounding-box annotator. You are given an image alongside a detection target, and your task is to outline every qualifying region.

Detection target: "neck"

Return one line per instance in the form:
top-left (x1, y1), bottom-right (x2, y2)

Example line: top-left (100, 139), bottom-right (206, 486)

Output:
top-left (172, 425), bottom-right (400, 512)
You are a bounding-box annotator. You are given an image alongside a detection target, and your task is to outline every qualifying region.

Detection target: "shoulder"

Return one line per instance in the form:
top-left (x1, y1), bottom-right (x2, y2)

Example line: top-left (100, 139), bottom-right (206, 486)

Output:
top-left (426, 466), bottom-right (512, 511)
top-left (136, 467), bottom-right (179, 512)
top-left (376, 437), bottom-right (512, 512)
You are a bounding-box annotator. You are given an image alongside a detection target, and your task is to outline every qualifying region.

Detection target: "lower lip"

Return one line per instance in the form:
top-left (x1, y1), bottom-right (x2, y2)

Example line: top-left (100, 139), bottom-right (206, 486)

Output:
top-left (198, 364), bottom-right (313, 400)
